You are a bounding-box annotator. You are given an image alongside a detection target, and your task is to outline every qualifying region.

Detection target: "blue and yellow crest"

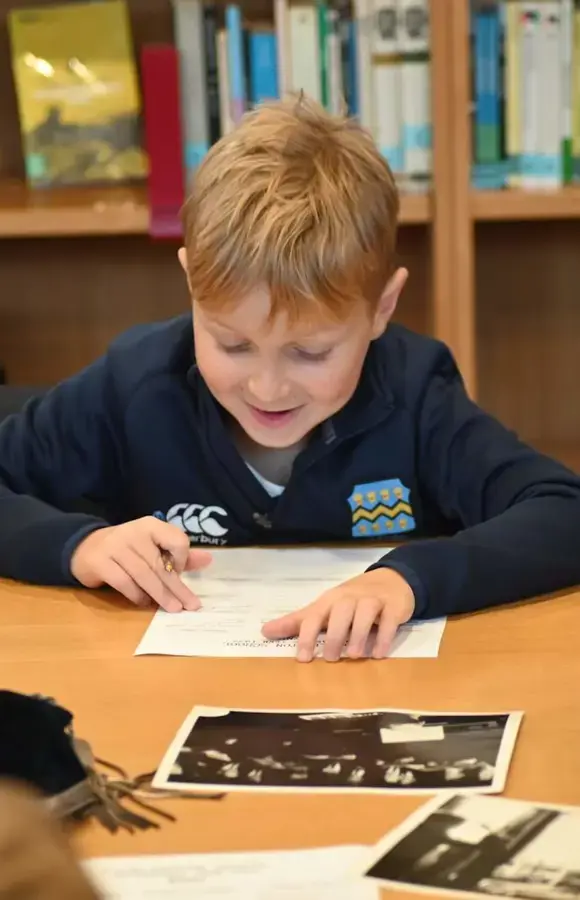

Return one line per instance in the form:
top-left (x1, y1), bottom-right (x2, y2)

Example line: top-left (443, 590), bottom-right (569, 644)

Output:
top-left (348, 478), bottom-right (416, 538)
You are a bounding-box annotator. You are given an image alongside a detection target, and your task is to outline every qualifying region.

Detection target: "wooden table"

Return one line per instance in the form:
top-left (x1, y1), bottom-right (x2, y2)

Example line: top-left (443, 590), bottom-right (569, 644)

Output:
top-left (1, 578), bottom-right (579, 883)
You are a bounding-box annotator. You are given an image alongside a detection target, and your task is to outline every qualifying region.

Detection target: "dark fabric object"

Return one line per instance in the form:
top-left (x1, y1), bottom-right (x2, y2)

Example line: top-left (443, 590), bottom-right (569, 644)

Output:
top-left (0, 691), bottom-right (86, 797)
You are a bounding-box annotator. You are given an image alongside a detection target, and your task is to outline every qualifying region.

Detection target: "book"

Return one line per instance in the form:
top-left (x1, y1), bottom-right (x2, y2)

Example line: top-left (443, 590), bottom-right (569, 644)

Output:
top-left (141, 44), bottom-right (185, 239)
top-left (8, 0), bottom-right (147, 188)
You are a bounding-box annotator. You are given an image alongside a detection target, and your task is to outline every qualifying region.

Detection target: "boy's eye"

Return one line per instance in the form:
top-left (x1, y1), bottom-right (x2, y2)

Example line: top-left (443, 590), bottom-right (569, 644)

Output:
top-left (294, 347), bottom-right (332, 362)
top-left (221, 342), bottom-right (251, 354)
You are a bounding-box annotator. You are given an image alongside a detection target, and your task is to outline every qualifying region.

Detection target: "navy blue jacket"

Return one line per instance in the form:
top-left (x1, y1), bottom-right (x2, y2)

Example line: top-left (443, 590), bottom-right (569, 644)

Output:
top-left (1, 315), bottom-right (579, 619)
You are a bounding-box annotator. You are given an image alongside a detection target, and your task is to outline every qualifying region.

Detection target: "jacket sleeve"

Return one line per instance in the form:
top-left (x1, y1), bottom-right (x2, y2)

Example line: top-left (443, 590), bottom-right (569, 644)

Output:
top-left (374, 347), bottom-right (580, 619)
top-left (0, 358), bottom-right (121, 585)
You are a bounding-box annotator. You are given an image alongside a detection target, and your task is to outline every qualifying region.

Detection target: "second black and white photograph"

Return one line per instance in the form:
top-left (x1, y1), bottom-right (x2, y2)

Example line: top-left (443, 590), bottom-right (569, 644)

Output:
top-left (152, 707), bottom-right (523, 795)
top-left (359, 793), bottom-right (580, 900)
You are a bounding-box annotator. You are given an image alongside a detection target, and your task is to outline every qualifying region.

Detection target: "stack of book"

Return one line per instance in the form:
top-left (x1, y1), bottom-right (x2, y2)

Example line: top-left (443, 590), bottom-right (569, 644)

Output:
top-left (471, 0), bottom-right (580, 191)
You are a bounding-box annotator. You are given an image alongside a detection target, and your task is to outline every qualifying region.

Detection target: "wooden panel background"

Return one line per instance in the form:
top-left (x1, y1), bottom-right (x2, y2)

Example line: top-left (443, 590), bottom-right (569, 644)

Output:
top-left (0, 225), bottom-right (431, 384)
top-left (476, 220), bottom-right (580, 469)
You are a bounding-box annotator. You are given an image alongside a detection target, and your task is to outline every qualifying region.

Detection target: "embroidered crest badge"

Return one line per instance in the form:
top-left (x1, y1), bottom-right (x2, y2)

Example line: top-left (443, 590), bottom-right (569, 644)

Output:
top-left (348, 479), bottom-right (416, 538)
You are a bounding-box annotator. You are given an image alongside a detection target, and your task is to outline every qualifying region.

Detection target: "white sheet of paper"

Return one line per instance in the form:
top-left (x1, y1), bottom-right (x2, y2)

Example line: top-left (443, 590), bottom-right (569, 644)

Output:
top-left (84, 845), bottom-right (377, 900)
top-left (134, 547), bottom-right (446, 659)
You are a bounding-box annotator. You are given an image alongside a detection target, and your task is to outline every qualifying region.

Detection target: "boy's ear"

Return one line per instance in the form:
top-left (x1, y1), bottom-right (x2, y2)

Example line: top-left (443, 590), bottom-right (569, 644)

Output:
top-left (371, 267), bottom-right (408, 339)
top-left (178, 247), bottom-right (195, 296)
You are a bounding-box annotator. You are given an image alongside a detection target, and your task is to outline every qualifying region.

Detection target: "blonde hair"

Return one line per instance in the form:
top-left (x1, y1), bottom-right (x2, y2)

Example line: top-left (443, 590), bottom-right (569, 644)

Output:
top-left (181, 96), bottom-right (399, 323)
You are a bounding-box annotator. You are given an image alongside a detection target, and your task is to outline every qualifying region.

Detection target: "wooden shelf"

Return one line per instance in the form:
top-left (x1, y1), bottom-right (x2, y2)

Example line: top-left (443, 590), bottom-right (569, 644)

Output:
top-left (0, 182), bottom-right (150, 238)
top-left (472, 187), bottom-right (580, 222)
top-left (0, 181), bottom-right (430, 239)
top-left (398, 192), bottom-right (431, 224)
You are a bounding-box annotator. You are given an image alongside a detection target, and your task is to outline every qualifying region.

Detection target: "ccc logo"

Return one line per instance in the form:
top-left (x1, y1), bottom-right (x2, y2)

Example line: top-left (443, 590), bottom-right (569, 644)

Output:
top-left (166, 503), bottom-right (229, 538)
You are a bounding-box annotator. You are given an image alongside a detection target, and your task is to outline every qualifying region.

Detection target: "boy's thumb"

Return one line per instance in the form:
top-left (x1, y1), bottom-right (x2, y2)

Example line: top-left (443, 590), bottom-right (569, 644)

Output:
top-left (185, 548), bottom-right (213, 571)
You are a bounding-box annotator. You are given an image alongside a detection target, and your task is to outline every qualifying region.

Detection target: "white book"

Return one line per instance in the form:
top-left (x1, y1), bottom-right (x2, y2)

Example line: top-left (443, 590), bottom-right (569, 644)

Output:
top-left (353, 0), bottom-right (374, 131)
top-left (327, 7), bottom-right (344, 114)
top-left (519, 2), bottom-right (542, 189)
top-left (274, 0), bottom-right (291, 97)
top-left (370, 0), bottom-right (402, 173)
top-left (398, 0), bottom-right (431, 187)
top-left (216, 29), bottom-right (234, 136)
top-left (289, 4), bottom-right (321, 102)
top-left (172, 0), bottom-right (210, 180)
top-left (538, 1), bottom-right (563, 188)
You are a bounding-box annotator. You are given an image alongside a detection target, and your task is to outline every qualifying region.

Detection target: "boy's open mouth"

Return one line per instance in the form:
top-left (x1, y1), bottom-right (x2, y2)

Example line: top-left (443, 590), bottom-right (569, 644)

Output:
top-left (247, 405), bottom-right (303, 428)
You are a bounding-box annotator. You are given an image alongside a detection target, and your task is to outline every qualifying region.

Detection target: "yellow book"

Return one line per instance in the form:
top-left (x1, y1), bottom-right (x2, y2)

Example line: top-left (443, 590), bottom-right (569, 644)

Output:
top-left (8, 0), bottom-right (148, 187)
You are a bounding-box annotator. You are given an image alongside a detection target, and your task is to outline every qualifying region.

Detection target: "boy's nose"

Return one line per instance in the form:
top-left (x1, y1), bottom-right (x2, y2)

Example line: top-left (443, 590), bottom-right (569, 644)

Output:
top-left (247, 370), bottom-right (291, 405)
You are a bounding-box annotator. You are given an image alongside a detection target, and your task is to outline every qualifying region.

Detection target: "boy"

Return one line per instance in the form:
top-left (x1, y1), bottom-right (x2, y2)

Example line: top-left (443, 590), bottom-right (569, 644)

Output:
top-left (1, 98), bottom-right (579, 662)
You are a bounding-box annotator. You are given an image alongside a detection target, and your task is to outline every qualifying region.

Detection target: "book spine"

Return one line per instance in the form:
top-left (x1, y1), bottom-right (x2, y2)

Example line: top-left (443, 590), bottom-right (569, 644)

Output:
top-left (326, 7), bottom-right (344, 114)
top-left (140, 44), bottom-right (185, 239)
top-left (371, 0), bottom-right (402, 173)
top-left (560, 0), bottom-right (574, 182)
top-left (519, 2), bottom-right (541, 189)
top-left (172, 0), bottom-right (210, 180)
top-left (573, 0), bottom-right (580, 180)
top-left (505, 0), bottom-right (522, 186)
top-left (398, 0), bottom-right (431, 188)
top-left (317, 0), bottom-right (330, 107)
top-left (474, 2), bottom-right (502, 164)
top-left (289, 5), bottom-right (321, 101)
top-left (226, 4), bottom-right (247, 124)
top-left (354, 0), bottom-right (374, 132)
top-left (248, 29), bottom-right (279, 104)
top-left (337, 1), bottom-right (358, 116)
top-left (204, 3), bottom-right (221, 145)
top-left (274, 0), bottom-right (291, 96)
top-left (533, 1), bottom-right (561, 187)
top-left (217, 28), bottom-right (235, 135)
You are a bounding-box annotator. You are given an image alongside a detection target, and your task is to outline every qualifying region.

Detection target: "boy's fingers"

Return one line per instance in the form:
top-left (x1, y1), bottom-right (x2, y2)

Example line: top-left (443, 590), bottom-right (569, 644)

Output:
top-left (297, 608), bottom-right (328, 662)
top-left (347, 597), bottom-right (383, 659)
top-left (145, 517), bottom-right (192, 571)
top-left (122, 547), bottom-right (183, 613)
top-left (160, 570), bottom-right (201, 611)
top-left (372, 610), bottom-right (400, 659)
top-left (100, 560), bottom-right (150, 607)
top-left (323, 598), bottom-right (357, 661)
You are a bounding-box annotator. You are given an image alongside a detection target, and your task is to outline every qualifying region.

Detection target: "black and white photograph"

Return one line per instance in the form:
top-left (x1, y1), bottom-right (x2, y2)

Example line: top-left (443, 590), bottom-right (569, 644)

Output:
top-left (359, 793), bottom-right (580, 900)
top-left (152, 707), bottom-right (522, 796)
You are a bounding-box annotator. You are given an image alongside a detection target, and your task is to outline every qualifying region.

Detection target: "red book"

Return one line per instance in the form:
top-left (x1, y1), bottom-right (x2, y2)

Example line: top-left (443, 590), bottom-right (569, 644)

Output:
top-left (140, 44), bottom-right (185, 239)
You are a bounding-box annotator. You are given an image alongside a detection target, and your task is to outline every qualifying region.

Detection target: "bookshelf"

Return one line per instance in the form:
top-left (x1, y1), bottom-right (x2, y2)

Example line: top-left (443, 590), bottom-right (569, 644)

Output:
top-left (0, 0), bottom-right (454, 388)
top-left (449, 0), bottom-right (580, 474)
top-left (1, 0), bottom-right (577, 473)
top-left (472, 188), bottom-right (580, 222)
top-left (0, 181), bottom-right (430, 238)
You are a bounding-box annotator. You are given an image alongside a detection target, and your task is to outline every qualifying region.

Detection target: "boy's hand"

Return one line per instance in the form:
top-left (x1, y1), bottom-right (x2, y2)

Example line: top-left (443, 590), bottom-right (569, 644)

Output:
top-left (70, 517), bottom-right (211, 612)
top-left (261, 568), bottom-right (415, 662)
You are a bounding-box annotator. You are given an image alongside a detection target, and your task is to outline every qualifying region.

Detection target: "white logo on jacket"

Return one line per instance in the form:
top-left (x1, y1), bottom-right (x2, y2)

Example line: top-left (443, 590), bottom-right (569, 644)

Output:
top-left (166, 502), bottom-right (229, 546)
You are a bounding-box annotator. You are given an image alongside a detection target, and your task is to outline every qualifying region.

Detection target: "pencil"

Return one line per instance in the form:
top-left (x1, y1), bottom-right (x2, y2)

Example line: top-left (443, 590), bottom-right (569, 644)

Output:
top-left (160, 549), bottom-right (174, 573)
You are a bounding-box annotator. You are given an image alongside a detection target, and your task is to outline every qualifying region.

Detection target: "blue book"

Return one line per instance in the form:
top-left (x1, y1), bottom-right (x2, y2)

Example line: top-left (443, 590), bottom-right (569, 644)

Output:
top-left (226, 4), bottom-right (246, 123)
top-left (248, 30), bottom-right (279, 104)
top-left (474, 4), bottom-right (501, 165)
top-left (346, 18), bottom-right (358, 118)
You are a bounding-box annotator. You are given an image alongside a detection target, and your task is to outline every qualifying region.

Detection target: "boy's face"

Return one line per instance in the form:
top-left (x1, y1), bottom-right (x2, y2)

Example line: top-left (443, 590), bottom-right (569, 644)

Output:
top-left (182, 253), bottom-right (406, 449)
